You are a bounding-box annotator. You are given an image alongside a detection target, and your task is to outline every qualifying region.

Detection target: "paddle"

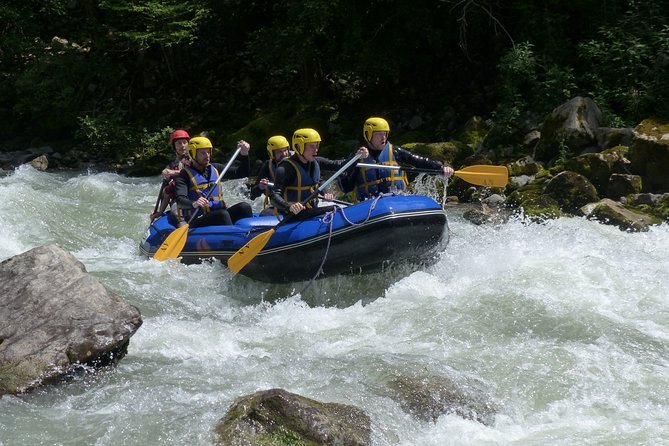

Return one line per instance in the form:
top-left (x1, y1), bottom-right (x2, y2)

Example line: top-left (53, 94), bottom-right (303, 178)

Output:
top-left (150, 179), bottom-right (169, 222)
top-left (265, 182), bottom-right (352, 206)
top-left (356, 163), bottom-right (509, 188)
top-left (227, 153), bottom-right (362, 273)
top-left (153, 146), bottom-right (243, 261)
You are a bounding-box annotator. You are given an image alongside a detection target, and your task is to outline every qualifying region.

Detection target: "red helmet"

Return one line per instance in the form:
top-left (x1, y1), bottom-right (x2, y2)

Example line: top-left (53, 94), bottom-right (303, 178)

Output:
top-left (169, 129), bottom-right (190, 145)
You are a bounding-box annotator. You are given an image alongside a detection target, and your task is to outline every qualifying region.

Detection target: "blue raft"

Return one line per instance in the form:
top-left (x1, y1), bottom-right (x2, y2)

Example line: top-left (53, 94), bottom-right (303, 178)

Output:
top-left (139, 194), bottom-right (449, 283)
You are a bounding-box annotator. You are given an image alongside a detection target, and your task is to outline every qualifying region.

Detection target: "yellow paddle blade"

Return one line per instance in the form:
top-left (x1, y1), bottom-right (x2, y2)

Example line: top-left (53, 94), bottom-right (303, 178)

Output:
top-left (153, 224), bottom-right (190, 262)
top-left (227, 228), bottom-right (276, 273)
top-left (454, 165), bottom-right (509, 187)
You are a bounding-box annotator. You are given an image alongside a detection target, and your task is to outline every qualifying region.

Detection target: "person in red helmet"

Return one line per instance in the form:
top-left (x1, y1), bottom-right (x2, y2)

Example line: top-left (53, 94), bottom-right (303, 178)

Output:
top-left (150, 129), bottom-right (191, 223)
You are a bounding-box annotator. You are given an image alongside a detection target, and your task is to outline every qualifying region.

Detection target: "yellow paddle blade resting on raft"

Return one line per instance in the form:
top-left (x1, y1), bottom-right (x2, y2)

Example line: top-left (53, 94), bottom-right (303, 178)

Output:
top-left (356, 163), bottom-right (509, 188)
top-left (227, 153), bottom-right (363, 274)
top-left (153, 146), bottom-right (243, 262)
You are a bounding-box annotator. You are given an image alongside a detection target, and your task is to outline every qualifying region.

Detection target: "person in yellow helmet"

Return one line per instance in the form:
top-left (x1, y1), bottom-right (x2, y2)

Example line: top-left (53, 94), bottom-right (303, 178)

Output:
top-left (271, 128), bottom-right (368, 217)
top-left (173, 136), bottom-right (253, 227)
top-left (249, 135), bottom-right (291, 216)
top-left (341, 117), bottom-right (454, 202)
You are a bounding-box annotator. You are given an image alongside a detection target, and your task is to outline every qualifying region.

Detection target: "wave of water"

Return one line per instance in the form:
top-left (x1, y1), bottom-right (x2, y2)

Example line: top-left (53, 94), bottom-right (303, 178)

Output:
top-left (1, 166), bottom-right (668, 445)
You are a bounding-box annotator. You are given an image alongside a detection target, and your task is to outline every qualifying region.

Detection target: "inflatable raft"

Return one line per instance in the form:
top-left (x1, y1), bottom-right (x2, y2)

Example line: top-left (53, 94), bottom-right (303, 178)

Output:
top-left (140, 194), bottom-right (448, 283)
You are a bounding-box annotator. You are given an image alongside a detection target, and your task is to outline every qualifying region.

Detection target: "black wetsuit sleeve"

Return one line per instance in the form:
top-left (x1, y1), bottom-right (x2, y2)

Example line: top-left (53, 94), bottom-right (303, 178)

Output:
top-left (393, 146), bottom-right (446, 170)
top-left (270, 163), bottom-right (297, 214)
top-left (175, 170), bottom-right (194, 208)
top-left (249, 161), bottom-right (271, 200)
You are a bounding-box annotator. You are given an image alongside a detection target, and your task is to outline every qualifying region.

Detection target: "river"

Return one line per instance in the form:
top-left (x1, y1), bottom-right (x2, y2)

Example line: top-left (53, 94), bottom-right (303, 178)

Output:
top-left (1, 165), bottom-right (668, 445)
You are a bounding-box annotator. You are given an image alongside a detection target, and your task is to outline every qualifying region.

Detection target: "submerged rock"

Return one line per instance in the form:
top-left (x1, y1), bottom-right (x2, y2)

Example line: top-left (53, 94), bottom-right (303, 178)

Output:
top-left (386, 372), bottom-right (498, 426)
top-left (214, 388), bottom-right (371, 446)
top-left (0, 245), bottom-right (142, 395)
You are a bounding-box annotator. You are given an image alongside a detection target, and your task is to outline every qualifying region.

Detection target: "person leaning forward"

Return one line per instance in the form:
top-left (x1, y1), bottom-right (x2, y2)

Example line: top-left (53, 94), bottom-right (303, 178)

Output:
top-left (150, 129), bottom-right (191, 223)
top-left (340, 116), bottom-right (454, 202)
top-left (249, 135), bottom-right (291, 216)
top-left (270, 128), bottom-right (368, 217)
top-left (174, 136), bottom-right (253, 227)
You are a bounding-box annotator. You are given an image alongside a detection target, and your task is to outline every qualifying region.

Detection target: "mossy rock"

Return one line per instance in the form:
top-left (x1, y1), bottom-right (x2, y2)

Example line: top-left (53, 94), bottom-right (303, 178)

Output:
top-left (517, 194), bottom-right (562, 219)
top-left (393, 130), bottom-right (431, 145)
top-left (544, 171), bottom-right (600, 213)
top-left (650, 194), bottom-right (669, 220)
top-left (628, 118), bottom-right (669, 191)
top-left (223, 112), bottom-right (293, 153)
top-left (456, 116), bottom-right (490, 147)
top-left (583, 199), bottom-right (660, 232)
top-left (563, 151), bottom-right (625, 193)
top-left (507, 156), bottom-right (542, 177)
top-left (401, 140), bottom-right (472, 165)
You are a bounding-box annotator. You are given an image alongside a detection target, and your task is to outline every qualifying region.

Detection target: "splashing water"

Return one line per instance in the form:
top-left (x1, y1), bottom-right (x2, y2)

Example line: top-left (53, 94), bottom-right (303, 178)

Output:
top-left (1, 166), bottom-right (668, 445)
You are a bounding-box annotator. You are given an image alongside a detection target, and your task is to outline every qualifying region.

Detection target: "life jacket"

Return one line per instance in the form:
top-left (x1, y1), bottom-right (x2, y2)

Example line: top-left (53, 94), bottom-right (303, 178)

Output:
top-left (164, 158), bottom-right (190, 200)
top-left (354, 143), bottom-right (408, 201)
top-left (282, 158), bottom-right (320, 209)
top-left (179, 164), bottom-right (225, 220)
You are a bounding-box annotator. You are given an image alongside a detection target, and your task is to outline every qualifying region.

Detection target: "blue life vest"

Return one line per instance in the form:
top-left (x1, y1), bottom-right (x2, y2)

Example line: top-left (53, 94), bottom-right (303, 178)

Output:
top-left (282, 158), bottom-right (320, 209)
top-left (354, 143), bottom-right (408, 201)
top-left (180, 164), bottom-right (225, 220)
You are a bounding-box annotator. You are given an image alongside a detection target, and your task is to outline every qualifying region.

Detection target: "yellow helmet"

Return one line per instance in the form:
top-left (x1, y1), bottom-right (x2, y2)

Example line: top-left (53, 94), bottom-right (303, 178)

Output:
top-left (292, 128), bottom-right (321, 155)
top-left (266, 135), bottom-right (290, 159)
top-left (188, 136), bottom-right (213, 159)
top-left (363, 117), bottom-right (390, 143)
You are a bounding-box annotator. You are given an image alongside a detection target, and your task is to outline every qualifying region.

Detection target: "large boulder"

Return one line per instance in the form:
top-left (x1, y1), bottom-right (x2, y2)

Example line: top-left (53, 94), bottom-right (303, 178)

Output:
top-left (544, 171), bottom-right (600, 213)
top-left (0, 245), bottom-right (142, 395)
top-left (214, 388), bottom-right (371, 446)
top-left (537, 96), bottom-right (602, 161)
top-left (628, 118), bottom-right (669, 192)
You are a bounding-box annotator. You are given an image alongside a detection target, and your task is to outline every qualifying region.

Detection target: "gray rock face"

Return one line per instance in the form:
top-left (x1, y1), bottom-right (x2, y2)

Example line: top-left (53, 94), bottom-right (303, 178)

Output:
top-left (538, 96), bottom-right (603, 160)
top-left (0, 245), bottom-right (142, 395)
top-left (386, 373), bottom-right (498, 426)
top-left (214, 388), bottom-right (371, 446)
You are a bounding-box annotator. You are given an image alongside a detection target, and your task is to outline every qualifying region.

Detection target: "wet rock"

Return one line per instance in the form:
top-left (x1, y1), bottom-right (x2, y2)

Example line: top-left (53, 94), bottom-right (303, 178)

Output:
top-left (0, 146), bottom-right (54, 170)
top-left (628, 118), bottom-right (669, 192)
top-left (0, 245), bottom-right (142, 395)
top-left (386, 372), bottom-right (497, 426)
top-left (563, 148), bottom-right (631, 194)
top-left (607, 174), bottom-right (642, 200)
top-left (507, 155), bottom-right (542, 177)
top-left (28, 155), bottom-right (49, 171)
top-left (596, 127), bottom-right (634, 150)
top-left (214, 388), bottom-right (371, 446)
top-left (544, 171), bottom-right (600, 213)
top-left (579, 198), bottom-right (660, 232)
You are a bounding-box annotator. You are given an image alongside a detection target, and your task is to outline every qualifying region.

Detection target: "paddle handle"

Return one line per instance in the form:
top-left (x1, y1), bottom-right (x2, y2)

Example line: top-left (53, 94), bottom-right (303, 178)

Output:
top-left (153, 179), bottom-right (169, 213)
top-left (275, 153), bottom-right (362, 228)
top-left (185, 146), bottom-right (243, 224)
top-left (356, 162), bottom-right (443, 175)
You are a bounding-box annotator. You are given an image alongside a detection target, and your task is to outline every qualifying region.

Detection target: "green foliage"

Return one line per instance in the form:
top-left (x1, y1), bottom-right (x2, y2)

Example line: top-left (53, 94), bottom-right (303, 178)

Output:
top-left (488, 42), bottom-right (576, 150)
top-left (98, 0), bottom-right (209, 48)
top-left (76, 112), bottom-right (174, 165)
top-left (577, 4), bottom-right (669, 125)
top-left (4, 0), bottom-right (669, 167)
